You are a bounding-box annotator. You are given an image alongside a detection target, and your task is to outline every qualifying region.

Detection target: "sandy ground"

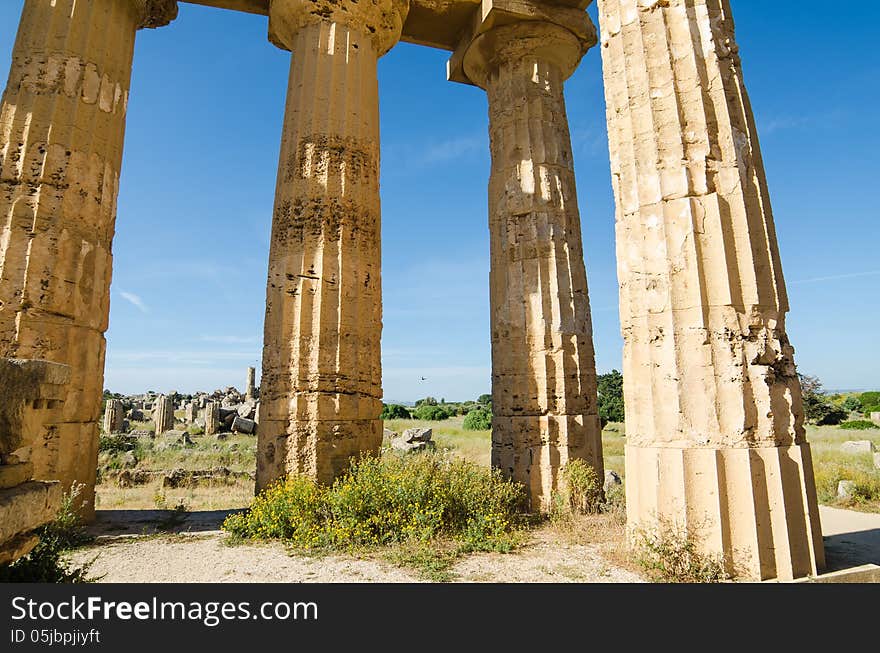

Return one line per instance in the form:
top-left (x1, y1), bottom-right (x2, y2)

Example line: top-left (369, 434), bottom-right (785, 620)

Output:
top-left (68, 505), bottom-right (879, 583)
top-left (69, 510), bottom-right (642, 583)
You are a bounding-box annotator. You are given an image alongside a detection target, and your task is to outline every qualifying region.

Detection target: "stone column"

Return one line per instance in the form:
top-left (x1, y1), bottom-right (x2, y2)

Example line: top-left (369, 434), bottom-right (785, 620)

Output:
top-left (204, 401), bottom-right (220, 437)
top-left (257, 0), bottom-right (409, 490)
top-left (597, 0), bottom-right (824, 580)
top-left (245, 366), bottom-right (256, 401)
top-left (153, 395), bottom-right (174, 435)
top-left (103, 399), bottom-right (125, 434)
top-left (455, 16), bottom-right (602, 511)
top-left (0, 0), bottom-right (178, 517)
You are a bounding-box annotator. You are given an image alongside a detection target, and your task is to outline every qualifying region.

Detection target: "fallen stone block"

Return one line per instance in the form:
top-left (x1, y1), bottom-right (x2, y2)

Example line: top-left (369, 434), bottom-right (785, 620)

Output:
top-left (841, 440), bottom-right (876, 454)
top-left (231, 416), bottom-right (256, 434)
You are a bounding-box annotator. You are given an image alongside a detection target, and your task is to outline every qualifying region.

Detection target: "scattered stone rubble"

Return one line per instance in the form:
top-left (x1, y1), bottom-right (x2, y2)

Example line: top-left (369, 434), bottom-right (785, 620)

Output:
top-left (387, 427), bottom-right (435, 453)
top-left (101, 374), bottom-right (260, 440)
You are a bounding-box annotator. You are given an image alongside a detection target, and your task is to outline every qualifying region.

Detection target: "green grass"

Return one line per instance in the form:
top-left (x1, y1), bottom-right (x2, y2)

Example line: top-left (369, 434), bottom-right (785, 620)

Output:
top-left (807, 424), bottom-right (880, 512)
top-left (385, 416), bottom-right (491, 467)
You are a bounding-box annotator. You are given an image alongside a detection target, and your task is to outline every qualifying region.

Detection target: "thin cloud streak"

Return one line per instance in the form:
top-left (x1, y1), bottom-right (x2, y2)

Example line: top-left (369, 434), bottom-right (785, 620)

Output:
top-left (790, 270), bottom-right (880, 284)
top-left (118, 291), bottom-right (148, 313)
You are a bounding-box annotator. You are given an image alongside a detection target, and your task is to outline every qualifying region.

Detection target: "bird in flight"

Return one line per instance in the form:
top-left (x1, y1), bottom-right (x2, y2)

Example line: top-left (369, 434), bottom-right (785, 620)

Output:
top-left (420, 377), bottom-right (427, 381)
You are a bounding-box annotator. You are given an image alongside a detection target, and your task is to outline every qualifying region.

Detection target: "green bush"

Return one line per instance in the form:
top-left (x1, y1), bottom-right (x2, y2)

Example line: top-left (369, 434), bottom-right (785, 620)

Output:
top-left (0, 484), bottom-right (96, 583)
top-left (462, 408), bottom-right (492, 431)
top-left (477, 394), bottom-right (492, 406)
top-left (842, 396), bottom-right (863, 412)
top-left (803, 393), bottom-right (848, 425)
top-left (839, 420), bottom-right (878, 431)
top-left (414, 397), bottom-right (438, 407)
top-left (412, 404), bottom-right (452, 421)
top-left (381, 404), bottom-right (412, 420)
top-left (222, 453), bottom-right (528, 551)
top-left (560, 459), bottom-right (603, 515)
top-left (98, 433), bottom-right (136, 454)
top-left (597, 370), bottom-right (625, 424)
top-left (859, 392), bottom-right (880, 414)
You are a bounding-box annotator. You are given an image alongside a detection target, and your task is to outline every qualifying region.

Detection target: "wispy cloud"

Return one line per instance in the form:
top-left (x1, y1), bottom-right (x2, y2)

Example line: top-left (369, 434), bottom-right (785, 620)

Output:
top-left (761, 115), bottom-right (811, 135)
top-left (118, 291), bottom-right (148, 313)
top-left (421, 136), bottom-right (484, 165)
top-left (199, 335), bottom-right (260, 345)
top-left (790, 270), bottom-right (880, 284)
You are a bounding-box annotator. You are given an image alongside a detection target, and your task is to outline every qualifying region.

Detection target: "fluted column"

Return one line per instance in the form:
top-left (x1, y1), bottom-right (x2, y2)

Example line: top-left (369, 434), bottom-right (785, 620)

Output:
top-left (257, 0), bottom-right (409, 490)
top-left (458, 17), bottom-right (602, 512)
top-left (0, 0), bottom-right (178, 517)
top-left (597, 0), bottom-right (824, 580)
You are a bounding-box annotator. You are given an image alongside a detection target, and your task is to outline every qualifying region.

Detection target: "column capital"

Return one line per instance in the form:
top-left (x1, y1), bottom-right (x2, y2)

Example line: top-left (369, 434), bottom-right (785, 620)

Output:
top-left (448, 1), bottom-right (597, 89)
top-left (135, 0), bottom-right (180, 30)
top-left (268, 0), bottom-right (410, 55)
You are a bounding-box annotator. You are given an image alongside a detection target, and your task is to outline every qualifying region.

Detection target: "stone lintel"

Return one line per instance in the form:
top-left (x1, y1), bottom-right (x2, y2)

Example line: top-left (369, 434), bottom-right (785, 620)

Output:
top-left (178, 1), bottom-right (591, 51)
top-left (181, 0), bottom-right (269, 15)
top-left (447, 0), bottom-right (596, 86)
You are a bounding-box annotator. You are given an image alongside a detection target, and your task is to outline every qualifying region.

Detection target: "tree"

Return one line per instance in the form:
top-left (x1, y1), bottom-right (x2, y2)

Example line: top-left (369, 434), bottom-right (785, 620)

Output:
top-left (477, 394), bottom-right (492, 405)
top-left (842, 396), bottom-right (862, 413)
top-left (463, 408), bottom-right (492, 431)
top-left (415, 396), bottom-right (438, 407)
top-left (597, 370), bottom-right (625, 424)
top-left (800, 373), bottom-right (847, 425)
top-left (412, 404), bottom-right (451, 421)
top-left (381, 404), bottom-right (411, 420)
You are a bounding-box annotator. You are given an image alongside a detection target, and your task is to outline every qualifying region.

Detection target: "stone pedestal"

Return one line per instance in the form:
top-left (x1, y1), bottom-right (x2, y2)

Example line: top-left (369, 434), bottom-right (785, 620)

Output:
top-left (102, 399), bottom-right (125, 434)
top-left (597, 0), bottom-right (824, 579)
top-left (257, 0), bottom-right (409, 490)
top-left (0, 358), bottom-right (70, 564)
top-left (0, 0), bottom-right (177, 518)
top-left (454, 14), bottom-right (602, 511)
top-left (153, 395), bottom-right (174, 435)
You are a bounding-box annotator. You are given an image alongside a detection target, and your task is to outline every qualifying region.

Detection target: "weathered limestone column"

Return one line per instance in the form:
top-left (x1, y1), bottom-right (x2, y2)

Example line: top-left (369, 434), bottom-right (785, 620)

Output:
top-left (102, 399), bottom-right (125, 434)
top-left (153, 395), bottom-right (174, 435)
top-left (452, 12), bottom-right (602, 511)
top-left (257, 0), bottom-right (409, 490)
top-left (0, 0), bottom-right (178, 517)
top-left (597, 0), bottom-right (824, 580)
top-left (245, 366), bottom-right (256, 401)
top-left (204, 401), bottom-right (220, 437)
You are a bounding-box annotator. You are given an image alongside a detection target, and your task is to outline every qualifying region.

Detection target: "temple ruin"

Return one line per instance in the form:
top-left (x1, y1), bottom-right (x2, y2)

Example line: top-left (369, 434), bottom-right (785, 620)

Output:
top-left (0, 0), bottom-right (825, 580)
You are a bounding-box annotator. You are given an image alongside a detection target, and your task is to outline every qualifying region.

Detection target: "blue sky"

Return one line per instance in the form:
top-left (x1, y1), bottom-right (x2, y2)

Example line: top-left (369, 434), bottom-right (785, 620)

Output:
top-left (1, 1), bottom-right (877, 400)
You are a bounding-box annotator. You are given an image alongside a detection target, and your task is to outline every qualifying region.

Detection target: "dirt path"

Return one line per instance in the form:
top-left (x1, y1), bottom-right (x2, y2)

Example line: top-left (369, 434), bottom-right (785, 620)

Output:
top-left (69, 510), bottom-right (642, 583)
top-left (819, 505), bottom-right (880, 570)
top-left (68, 507), bottom-right (878, 583)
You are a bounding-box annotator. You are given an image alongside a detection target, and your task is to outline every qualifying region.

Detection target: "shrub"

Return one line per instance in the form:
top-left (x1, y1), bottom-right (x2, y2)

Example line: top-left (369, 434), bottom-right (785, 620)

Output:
top-left (381, 404), bottom-right (412, 420)
top-left (222, 453), bottom-right (528, 551)
top-left (412, 404), bottom-right (452, 421)
top-left (842, 396), bottom-right (863, 412)
top-left (462, 408), bottom-right (492, 431)
top-left (597, 370), bottom-right (625, 424)
top-left (839, 420), bottom-right (878, 431)
top-left (0, 483), bottom-right (95, 583)
top-left (477, 394), bottom-right (492, 406)
top-left (559, 459), bottom-right (603, 515)
top-left (414, 397), bottom-right (438, 407)
top-left (635, 524), bottom-right (732, 583)
top-left (859, 392), bottom-right (880, 414)
top-left (98, 433), bottom-right (135, 454)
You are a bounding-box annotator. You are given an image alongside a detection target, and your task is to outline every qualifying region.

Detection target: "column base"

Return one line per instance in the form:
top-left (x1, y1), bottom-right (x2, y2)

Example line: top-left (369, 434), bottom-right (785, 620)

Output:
top-left (257, 418), bottom-right (382, 492)
top-left (492, 414), bottom-right (603, 513)
top-left (625, 443), bottom-right (825, 581)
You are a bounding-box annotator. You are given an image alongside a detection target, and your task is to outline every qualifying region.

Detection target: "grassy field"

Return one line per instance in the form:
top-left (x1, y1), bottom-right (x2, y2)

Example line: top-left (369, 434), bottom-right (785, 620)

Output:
top-left (95, 417), bottom-right (880, 513)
